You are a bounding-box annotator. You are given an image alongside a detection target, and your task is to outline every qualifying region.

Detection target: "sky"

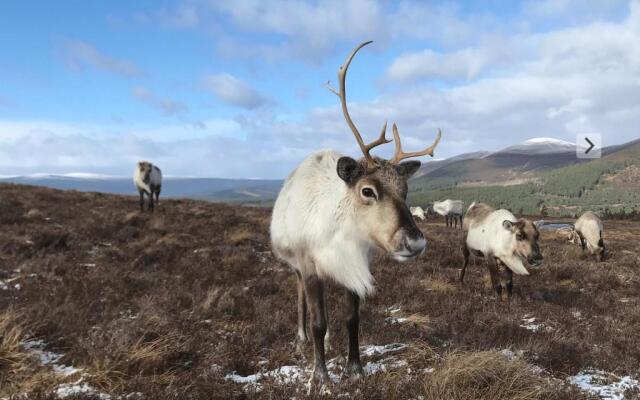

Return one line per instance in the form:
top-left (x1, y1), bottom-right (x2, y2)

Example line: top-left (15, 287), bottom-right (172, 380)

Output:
top-left (0, 0), bottom-right (639, 178)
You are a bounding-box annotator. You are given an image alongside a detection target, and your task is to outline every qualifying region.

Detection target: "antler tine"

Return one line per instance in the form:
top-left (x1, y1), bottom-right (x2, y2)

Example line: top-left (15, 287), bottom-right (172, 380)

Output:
top-left (327, 40), bottom-right (389, 165)
top-left (364, 120), bottom-right (392, 153)
top-left (390, 123), bottom-right (442, 164)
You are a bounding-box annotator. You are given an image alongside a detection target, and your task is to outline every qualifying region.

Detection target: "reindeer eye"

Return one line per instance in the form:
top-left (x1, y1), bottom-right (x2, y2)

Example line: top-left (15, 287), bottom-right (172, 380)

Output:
top-left (361, 187), bottom-right (377, 199)
top-left (516, 233), bottom-right (525, 241)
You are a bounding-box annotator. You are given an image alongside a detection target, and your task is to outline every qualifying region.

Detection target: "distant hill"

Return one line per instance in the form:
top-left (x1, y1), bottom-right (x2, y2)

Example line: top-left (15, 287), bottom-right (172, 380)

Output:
top-left (0, 175), bottom-right (283, 204)
top-left (2, 137), bottom-right (638, 212)
top-left (409, 137), bottom-right (640, 216)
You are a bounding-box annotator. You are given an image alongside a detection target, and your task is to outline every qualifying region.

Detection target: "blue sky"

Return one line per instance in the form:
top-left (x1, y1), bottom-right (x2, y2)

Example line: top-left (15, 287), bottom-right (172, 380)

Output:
top-left (0, 0), bottom-right (638, 178)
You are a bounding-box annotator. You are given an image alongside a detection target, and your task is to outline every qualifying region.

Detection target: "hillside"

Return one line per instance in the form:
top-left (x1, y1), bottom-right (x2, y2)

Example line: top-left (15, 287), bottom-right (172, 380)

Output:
top-left (410, 138), bottom-right (640, 216)
top-left (0, 175), bottom-right (283, 204)
top-left (1, 184), bottom-right (640, 399)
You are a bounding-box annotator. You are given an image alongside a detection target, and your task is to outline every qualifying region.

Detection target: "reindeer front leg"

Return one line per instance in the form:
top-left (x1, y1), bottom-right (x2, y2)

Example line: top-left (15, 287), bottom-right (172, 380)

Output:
top-left (295, 271), bottom-right (308, 353)
top-left (460, 241), bottom-right (470, 283)
top-left (304, 275), bottom-right (330, 385)
top-left (345, 289), bottom-right (363, 379)
top-left (487, 256), bottom-right (503, 299)
top-left (139, 190), bottom-right (145, 212)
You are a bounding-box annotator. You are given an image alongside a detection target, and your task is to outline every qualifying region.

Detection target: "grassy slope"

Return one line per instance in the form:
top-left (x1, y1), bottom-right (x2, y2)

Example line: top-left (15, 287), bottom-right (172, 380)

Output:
top-left (409, 141), bottom-right (640, 216)
top-left (2, 184), bottom-right (640, 398)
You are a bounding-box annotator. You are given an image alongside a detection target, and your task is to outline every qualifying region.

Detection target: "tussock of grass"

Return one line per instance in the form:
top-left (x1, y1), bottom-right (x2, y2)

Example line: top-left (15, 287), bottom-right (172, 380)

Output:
top-left (0, 311), bottom-right (25, 373)
top-left (423, 351), bottom-right (563, 400)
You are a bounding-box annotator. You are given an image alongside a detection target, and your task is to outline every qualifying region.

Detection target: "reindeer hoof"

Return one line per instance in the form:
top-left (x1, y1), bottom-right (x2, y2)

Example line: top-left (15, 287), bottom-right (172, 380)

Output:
top-left (345, 362), bottom-right (364, 381)
top-left (295, 338), bottom-right (307, 355)
top-left (308, 368), bottom-right (331, 387)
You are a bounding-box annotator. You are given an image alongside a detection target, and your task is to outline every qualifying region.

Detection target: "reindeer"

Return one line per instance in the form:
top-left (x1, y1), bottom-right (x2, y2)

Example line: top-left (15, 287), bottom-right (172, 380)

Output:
top-left (460, 202), bottom-right (543, 298)
top-left (573, 211), bottom-right (606, 261)
top-left (433, 199), bottom-right (464, 228)
top-left (133, 161), bottom-right (162, 212)
top-left (410, 206), bottom-right (426, 221)
top-left (270, 41), bottom-right (441, 385)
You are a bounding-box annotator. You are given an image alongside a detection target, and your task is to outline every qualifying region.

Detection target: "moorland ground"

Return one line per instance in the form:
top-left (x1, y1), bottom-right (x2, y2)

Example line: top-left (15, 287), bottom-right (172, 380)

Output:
top-left (1, 183), bottom-right (639, 399)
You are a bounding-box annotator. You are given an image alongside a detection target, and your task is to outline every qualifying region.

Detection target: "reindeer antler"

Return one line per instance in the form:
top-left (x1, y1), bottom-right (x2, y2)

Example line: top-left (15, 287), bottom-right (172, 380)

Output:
top-left (327, 41), bottom-right (390, 166)
top-left (389, 124), bottom-right (442, 165)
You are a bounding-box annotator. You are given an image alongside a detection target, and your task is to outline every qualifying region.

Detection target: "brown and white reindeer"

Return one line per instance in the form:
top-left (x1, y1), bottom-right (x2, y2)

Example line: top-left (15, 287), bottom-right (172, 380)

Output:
top-left (270, 41), bottom-right (442, 385)
top-left (133, 161), bottom-right (162, 212)
top-left (573, 211), bottom-right (606, 261)
top-left (460, 202), bottom-right (543, 298)
top-left (433, 199), bottom-right (464, 228)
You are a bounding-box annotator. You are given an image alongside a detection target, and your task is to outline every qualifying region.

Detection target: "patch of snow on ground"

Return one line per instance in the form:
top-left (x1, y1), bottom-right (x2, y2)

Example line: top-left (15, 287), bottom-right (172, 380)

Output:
top-left (55, 378), bottom-right (111, 399)
top-left (385, 306), bottom-right (401, 314)
top-left (23, 340), bottom-right (82, 376)
top-left (570, 369), bottom-right (640, 400)
top-left (364, 358), bottom-right (408, 375)
top-left (23, 340), bottom-right (113, 399)
top-left (225, 343), bottom-right (410, 391)
top-left (520, 315), bottom-right (553, 332)
top-left (360, 343), bottom-right (408, 357)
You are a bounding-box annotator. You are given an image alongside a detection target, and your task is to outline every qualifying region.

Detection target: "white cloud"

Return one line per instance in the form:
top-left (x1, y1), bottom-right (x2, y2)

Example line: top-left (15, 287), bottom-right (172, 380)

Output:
top-left (202, 73), bottom-right (268, 109)
top-left (387, 48), bottom-right (488, 81)
top-left (522, 0), bottom-right (625, 19)
top-left (61, 40), bottom-right (143, 78)
top-left (132, 86), bottom-right (187, 114)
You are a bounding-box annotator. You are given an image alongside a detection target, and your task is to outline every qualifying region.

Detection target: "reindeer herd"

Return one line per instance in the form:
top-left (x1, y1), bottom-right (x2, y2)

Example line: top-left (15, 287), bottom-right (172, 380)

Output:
top-left (132, 41), bottom-right (608, 388)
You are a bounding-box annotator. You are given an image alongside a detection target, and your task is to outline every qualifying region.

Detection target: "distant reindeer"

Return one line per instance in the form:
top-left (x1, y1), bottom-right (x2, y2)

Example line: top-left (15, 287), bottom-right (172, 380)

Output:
top-left (133, 161), bottom-right (162, 212)
top-left (460, 202), bottom-right (543, 298)
top-left (433, 199), bottom-right (464, 228)
top-left (573, 211), bottom-right (606, 261)
top-left (410, 206), bottom-right (426, 221)
top-left (270, 41), bottom-right (441, 385)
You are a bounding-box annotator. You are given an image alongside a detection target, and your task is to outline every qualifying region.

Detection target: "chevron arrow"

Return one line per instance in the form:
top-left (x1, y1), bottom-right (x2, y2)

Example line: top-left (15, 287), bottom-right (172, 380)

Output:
top-left (584, 137), bottom-right (595, 154)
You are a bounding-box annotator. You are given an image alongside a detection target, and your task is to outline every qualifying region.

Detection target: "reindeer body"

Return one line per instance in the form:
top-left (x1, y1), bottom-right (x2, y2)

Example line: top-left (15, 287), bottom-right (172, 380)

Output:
top-left (460, 202), bottom-right (543, 297)
top-left (410, 206), bottom-right (426, 221)
top-left (133, 161), bottom-right (162, 212)
top-left (574, 211), bottom-right (605, 261)
top-left (433, 199), bottom-right (463, 228)
top-left (272, 150), bottom-right (376, 298)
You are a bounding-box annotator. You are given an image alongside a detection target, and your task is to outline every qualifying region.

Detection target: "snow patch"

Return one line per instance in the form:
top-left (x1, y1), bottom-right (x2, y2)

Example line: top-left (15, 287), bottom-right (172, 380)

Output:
top-left (520, 315), bottom-right (552, 332)
top-left (23, 340), bottom-right (82, 376)
top-left (225, 343), bottom-right (410, 392)
top-left (55, 378), bottom-right (110, 399)
top-left (569, 369), bottom-right (640, 400)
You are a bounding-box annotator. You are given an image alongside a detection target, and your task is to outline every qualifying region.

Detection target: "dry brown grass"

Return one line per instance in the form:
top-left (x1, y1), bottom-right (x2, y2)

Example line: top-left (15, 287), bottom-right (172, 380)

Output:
top-left (0, 184), bottom-right (637, 399)
top-left (423, 351), bottom-right (564, 400)
top-left (0, 312), bottom-right (24, 370)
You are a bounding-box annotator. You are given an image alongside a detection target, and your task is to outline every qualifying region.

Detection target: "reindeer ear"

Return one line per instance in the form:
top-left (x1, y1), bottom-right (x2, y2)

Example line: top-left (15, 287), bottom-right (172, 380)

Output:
top-left (395, 160), bottom-right (421, 178)
top-left (337, 157), bottom-right (365, 185)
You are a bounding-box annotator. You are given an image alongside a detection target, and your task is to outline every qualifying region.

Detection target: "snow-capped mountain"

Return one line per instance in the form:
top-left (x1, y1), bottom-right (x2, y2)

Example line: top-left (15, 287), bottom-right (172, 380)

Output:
top-left (495, 138), bottom-right (577, 155)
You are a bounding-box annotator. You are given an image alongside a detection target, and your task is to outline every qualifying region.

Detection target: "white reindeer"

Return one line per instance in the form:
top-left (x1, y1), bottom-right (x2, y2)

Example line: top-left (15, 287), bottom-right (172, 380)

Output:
top-left (133, 161), bottom-right (162, 212)
top-left (410, 206), bottom-right (426, 221)
top-left (460, 202), bottom-right (543, 298)
top-left (433, 199), bottom-right (464, 228)
top-left (270, 41), bottom-right (441, 385)
top-left (574, 211), bottom-right (606, 261)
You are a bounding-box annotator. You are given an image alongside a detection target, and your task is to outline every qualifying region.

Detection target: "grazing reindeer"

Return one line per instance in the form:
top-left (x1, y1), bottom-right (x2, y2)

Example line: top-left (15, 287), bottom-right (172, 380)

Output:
top-left (133, 161), bottom-right (162, 212)
top-left (433, 199), bottom-right (464, 228)
top-left (410, 206), bottom-right (426, 221)
top-left (460, 202), bottom-right (543, 298)
top-left (270, 41), bottom-right (441, 385)
top-left (574, 211), bottom-right (606, 261)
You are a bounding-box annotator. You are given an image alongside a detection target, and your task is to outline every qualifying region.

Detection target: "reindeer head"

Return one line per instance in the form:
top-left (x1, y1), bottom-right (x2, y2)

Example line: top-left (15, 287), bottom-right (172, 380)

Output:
top-left (503, 219), bottom-right (544, 267)
top-left (137, 161), bottom-right (153, 184)
top-left (327, 41), bottom-right (442, 262)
